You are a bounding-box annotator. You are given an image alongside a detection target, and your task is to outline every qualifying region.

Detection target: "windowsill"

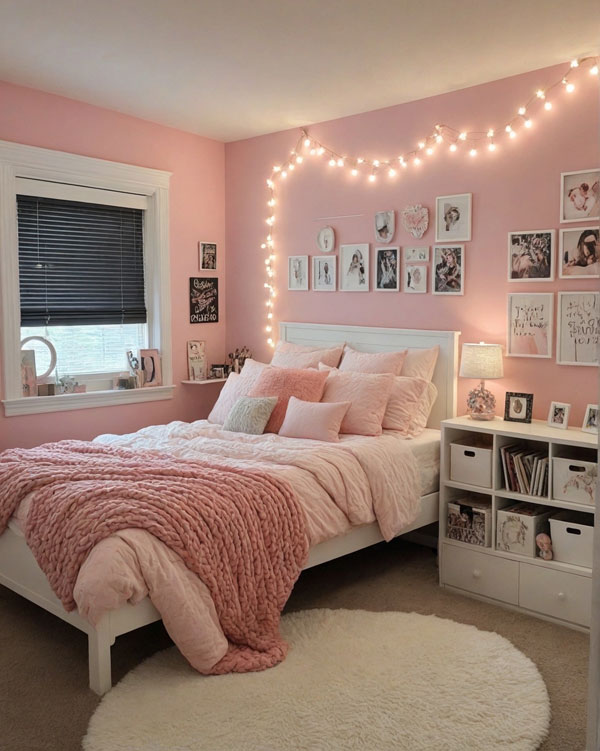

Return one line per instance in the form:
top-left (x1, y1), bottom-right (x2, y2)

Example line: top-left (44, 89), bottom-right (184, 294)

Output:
top-left (3, 385), bottom-right (175, 417)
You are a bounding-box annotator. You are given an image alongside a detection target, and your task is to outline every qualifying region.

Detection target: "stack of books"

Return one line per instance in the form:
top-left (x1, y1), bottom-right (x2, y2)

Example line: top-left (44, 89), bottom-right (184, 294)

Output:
top-left (500, 444), bottom-right (549, 497)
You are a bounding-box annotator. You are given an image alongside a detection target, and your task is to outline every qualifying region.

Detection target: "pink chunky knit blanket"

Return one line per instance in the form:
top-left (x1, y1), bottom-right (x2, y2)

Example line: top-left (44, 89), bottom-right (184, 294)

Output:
top-left (0, 440), bottom-right (308, 673)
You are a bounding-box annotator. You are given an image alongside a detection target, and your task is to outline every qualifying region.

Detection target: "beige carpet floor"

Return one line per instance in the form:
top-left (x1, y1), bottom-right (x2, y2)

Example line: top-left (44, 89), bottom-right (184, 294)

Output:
top-left (0, 539), bottom-right (589, 751)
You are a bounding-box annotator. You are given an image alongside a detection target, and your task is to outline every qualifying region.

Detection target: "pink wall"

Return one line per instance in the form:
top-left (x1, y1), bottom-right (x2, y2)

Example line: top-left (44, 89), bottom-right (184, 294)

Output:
top-left (225, 64), bottom-right (599, 424)
top-left (0, 81), bottom-right (226, 449)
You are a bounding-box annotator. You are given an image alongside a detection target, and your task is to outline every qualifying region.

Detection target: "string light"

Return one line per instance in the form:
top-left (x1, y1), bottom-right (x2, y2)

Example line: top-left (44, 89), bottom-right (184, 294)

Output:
top-left (260, 56), bottom-right (599, 347)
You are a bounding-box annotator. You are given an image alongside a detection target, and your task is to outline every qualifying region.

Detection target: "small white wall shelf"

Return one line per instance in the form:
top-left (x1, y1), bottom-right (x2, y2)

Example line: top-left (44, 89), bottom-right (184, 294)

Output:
top-left (181, 379), bottom-right (227, 385)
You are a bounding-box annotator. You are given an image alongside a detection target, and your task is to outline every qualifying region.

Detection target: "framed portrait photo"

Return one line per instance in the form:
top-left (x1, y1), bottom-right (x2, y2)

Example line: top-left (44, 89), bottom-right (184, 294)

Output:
top-left (340, 244), bottom-right (369, 291)
top-left (435, 193), bottom-right (471, 242)
top-left (559, 227), bottom-right (600, 278)
top-left (374, 246), bottom-right (399, 291)
top-left (507, 230), bottom-right (554, 281)
top-left (403, 264), bottom-right (427, 293)
top-left (199, 242), bottom-right (217, 270)
top-left (582, 404), bottom-right (599, 434)
top-left (403, 246), bottom-right (429, 263)
top-left (547, 401), bottom-right (571, 430)
top-left (506, 293), bottom-right (553, 359)
top-left (312, 255), bottom-right (336, 291)
top-left (504, 392), bottom-right (533, 423)
top-left (432, 245), bottom-right (464, 295)
top-left (374, 210), bottom-right (395, 244)
top-left (560, 169), bottom-right (600, 223)
top-left (557, 291), bottom-right (600, 366)
top-left (288, 255), bottom-right (309, 291)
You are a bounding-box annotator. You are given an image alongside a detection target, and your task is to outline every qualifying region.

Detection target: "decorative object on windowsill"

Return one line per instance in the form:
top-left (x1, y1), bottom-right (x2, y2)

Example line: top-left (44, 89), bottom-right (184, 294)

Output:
top-left (199, 242), bottom-right (217, 271)
top-left (20, 350), bottom-right (37, 397)
top-left (536, 533), bottom-right (553, 561)
top-left (126, 350), bottom-right (144, 389)
top-left (504, 392), bottom-right (534, 423)
top-left (115, 375), bottom-right (137, 390)
top-left (374, 210), bottom-right (395, 243)
top-left (20, 335), bottom-right (57, 387)
top-left (190, 277), bottom-right (219, 323)
top-left (582, 403), bottom-right (599, 434)
top-left (59, 375), bottom-right (86, 394)
top-left (547, 401), bottom-right (571, 430)
top-left (226, 347), bottom-right (252, 375)
top-left (400, 204), bottom-right (429, 239)
top-left (187, 340), bottom-right (207, 381)
top-left (139, 349), bottom-right (162, 387)
top-left (459, 342), bottom-right (504, 420)
top-left (209, 365), bottom-right (226, 379)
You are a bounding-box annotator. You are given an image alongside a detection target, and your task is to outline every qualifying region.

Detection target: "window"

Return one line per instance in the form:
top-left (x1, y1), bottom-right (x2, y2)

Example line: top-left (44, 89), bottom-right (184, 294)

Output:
top-left (0, 140), bottom-right (173, 416)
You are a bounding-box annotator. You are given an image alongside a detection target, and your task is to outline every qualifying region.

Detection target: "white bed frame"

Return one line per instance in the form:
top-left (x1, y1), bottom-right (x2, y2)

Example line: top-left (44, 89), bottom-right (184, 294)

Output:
top-left (0, 323), bottom-right (460, 695)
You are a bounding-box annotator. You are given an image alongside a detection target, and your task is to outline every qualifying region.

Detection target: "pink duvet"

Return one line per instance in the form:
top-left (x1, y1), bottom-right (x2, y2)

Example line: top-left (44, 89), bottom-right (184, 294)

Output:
top-left (9, 420), bottom-right (421, 674)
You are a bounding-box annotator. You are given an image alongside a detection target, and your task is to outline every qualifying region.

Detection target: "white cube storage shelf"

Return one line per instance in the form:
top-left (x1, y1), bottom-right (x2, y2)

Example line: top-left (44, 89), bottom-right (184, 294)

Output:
top-left (440, 416), bottom-right (597, 631)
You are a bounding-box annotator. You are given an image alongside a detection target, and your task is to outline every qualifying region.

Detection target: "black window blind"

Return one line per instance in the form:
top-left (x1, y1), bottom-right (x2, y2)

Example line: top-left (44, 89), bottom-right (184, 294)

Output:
top-left (17, 194), bottom-right (146, 326)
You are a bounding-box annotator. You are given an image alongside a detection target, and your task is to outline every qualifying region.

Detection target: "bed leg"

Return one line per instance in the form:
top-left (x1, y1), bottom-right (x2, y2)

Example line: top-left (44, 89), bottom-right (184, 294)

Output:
top-left (88, 618), bottom-right (114, 696)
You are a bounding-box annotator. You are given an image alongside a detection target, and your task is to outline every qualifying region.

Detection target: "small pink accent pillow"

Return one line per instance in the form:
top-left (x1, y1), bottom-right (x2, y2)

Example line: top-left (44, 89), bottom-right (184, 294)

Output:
top-left (320, 370), bottom-right (394, 436)
top-left (271, 340), bottom-right (344, 369)
top-left (248, 366), bottom-right (329, 433)
top-left (207, 359), bottom-right (267, 424)
top-left (279, 396), bottom-right (351, 442)
top-left (400, 346), bottom-right (439, 382)
top-left (339, 345), bottom-right (407, 375)
top-left (383, 376), bottom-right (433, 435)
top-left (408, 381), bottom-right (438, 436)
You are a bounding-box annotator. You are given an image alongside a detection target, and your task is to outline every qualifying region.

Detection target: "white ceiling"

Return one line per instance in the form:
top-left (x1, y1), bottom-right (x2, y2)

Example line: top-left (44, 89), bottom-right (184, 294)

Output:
top-left (0, 0), bottom-right (598, 142)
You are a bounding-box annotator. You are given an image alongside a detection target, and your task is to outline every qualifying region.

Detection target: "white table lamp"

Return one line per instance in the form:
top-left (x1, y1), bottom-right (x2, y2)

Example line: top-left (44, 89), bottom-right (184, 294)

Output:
top-left (459, 342), bottom-right (504, 420)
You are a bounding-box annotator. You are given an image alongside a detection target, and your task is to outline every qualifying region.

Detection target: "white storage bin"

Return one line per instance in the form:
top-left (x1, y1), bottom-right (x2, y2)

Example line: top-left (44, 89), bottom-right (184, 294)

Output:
top-left (496, 503), bottom-right (553, 558)
top-left (552, 457), bottom-right (597, 506)
top-left (450, 438), bottom-right (493, 488)
top-left (549, 511), bottom-right (594, 568)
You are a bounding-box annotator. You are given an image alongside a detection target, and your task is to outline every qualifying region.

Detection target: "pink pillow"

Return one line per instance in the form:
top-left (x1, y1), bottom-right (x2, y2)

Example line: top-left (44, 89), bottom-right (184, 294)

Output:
top-left (382, 376), bottom-right (432, 434)
top-left (339, 345), bottom-right (407, 375)
top-left (248, 366), bottom-right (329, 433)
top-left (400, 346), bottom-right (439, 381)
top-left (320, 371), bottom-right (394, 436)
top-left (279, 397), bottom-right (351, 442)
top-left (207, 359), bottom-right (267, 424)
top-left (271, 341), bottom-right (344, 369)
top-left (408, 381), bottom-right (438, 436)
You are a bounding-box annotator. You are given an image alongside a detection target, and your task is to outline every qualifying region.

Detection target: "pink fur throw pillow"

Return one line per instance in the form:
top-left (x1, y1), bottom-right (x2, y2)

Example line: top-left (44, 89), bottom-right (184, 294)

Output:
top-left (207, 359), bottom-right (267, 424)
top-left (279, 397), bottom-right (351, 442)
top-left (400, 346), bottom-right (439, 382)
top-left (271, 340), bottom-right (344, 369)
top-left (248, 366), bottom-right (329, 433)
top-left (338, 345), bottom-right (407, 375)
top-left (320, 370), bottom-right (394, 436)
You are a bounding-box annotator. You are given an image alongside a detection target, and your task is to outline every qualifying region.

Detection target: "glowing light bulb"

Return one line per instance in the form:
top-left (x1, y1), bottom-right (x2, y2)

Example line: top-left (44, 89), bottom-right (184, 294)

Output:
top-left (310, 148), bottom-right (316, 155)
top-left (373, 159), bottom-right (380, 167)
top-left (288, 163), bottom-right (295, 171)
top-left (413, 157), bottom-right (421, 165)
top-left (469, 148), bottom-right (477, 157)
top-left (518, 107), bottom-right (526, 116)
top-left (435, 135), bottom-right (443, 143)
top-left (267, 199), bottom-right (275, 207)
top-left (426, 147), bottom-right (434, 155)
top-left (281, 171), bottom-right (287, 178)
top-left (509, 130), bottom-right (517, 139)
top-left (266, 326), bottom-right (272, 333)
top-left (329, 158), bottom-right (336, 167)
top-left (337, 158), bottom-right (344, 167)
top-left (505, 125), bottom-right (513, 133)
top-left (266, 179), bottom-right (274, 187)
top-left (273, 165), bottom-right (281, 172)
top-left (267, 312), bottom-right (273, 318)
top-left (304, 137), bottom-right (311, 147)
top-left (264, 258), bottom-right (269, 265)
top-left (566, 82), bottom-right (575, 93)
top-left (400, 159), bottom-right (407, 168)
top-left (487, 129), bottom-right (494, 138)
top-left (449, 143), bottom-right (457, 152)
top-left (524, 119), bottom-right (532, 128)
top-left (458, 132), bottom-right (467, 141)
top-left (544, 101), bottom-right (552, 110)
top-left (536, 89), bottom-right (545, 99)
top-left (317, 147), bottom-right (325, 155)
top-left (267, 338), bottom-right (274, 346)
top-left (296, 155), bottom-right (303, 164)
top-left (351, 168), bottom-right (358, 176)
top-left (571, 59), bottom-right (579, 68)
top-left (418, 141), bottom-right (425, 149)
top-left (357, 158), bottom-right (364, 164)
top-left (388, 168), bottom-right (397, 177)
top-left (368, 174), bottom-right (376, 182)
top-left (591, 65), bottom-right (599, 75)
top-left (488, 142), bottom-right (496, 152)
top-left (261, 243), bottom-right (267, 249)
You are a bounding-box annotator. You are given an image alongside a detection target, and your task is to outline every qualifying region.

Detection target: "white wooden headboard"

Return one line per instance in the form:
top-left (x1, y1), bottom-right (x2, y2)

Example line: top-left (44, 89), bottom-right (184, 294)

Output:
top-left (279, 322), bottom-right (461, 428)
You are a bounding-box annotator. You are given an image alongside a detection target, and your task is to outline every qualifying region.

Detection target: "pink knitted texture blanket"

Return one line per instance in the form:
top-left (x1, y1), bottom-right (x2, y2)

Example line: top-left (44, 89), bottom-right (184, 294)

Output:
top-left (0, 440), bottom-right (308, 673)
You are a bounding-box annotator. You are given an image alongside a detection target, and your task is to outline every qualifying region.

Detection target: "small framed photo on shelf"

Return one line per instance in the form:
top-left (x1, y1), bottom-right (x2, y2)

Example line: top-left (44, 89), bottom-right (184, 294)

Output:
top-left (403, 264), bottom-right (427, 293)
top-left (312, 255), bottom-right (336, 291)
top-left (432, 245), bottom-right (464, 295)
top-left (547, 401), bottom-right (571, 430)
top-left (435, 193), bottom-right (471, 242)
top-left (187, 340), bottom-right (206, 381)
top-left (403, 246), bottom-right (429, 263)
top-left (560, 168), bottom-right (600, 223)
top-left (374, 247), bottom-right (399, 291)
top-left (507, 230), bottom-right (554, 281)
top-left (504, 392), bottom-right (533, 423)
top-left (199, 242), bottom-right (217, 270)
top-left (559, 227), bottom-right (600, 278)
top-left (209, 365), bottom-right (226, 379)
top-left (340, 244), bottom-right (369, 291)
top-left (288, 255), bottom-right (309, 290)
top-left (139, 348), bottom-right (162, 387)
top-left (582, 404), bottom-right (599, 434)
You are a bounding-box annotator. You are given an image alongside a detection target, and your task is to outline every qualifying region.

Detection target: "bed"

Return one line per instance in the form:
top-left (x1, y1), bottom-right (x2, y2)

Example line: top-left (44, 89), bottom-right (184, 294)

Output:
top-left (0, 322), bottom-right (460, 694)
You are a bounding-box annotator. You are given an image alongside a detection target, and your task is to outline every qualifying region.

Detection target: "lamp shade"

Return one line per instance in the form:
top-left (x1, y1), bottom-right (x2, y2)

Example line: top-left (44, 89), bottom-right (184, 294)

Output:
top-left (459, 342), bottom-right (504, 379)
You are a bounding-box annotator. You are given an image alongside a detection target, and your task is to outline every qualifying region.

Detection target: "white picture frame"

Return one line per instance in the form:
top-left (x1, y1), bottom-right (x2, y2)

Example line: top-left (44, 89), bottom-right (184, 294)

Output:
top-left (312, 255), bottom-right (336, 291)
top-left (557, 291), bottom-right (600, 366)
top-left (374, 246), bottom-right (399, 291)
top-left (559, 227), bottom-right (600, 278)
top-left (288, 255), bottom-right (309, 291)
top-left (340, 244), bottom-right (369, 291)
top-left (403, 246), bottom-right (429, 263)
top-left (403, 264), bottom-right (427, 293)
top-left (432, 245), bottom-right (464, 295)
top-left (582, 404), bottom-right (599, 434)
top-left (374, 210), bottom-right (395, 243)
top-left (547, 401), bottom-right (571, 430)
top-left (507, 230), bottom-right (555, 281)
top-left (560, 168), bottom-right (600, 223)
top-left (506, 292), bottom-right (553, 359)
top-left (198, 242), bottom-right (217, 271)
top-left (435, 193), bottom-right (472, 242)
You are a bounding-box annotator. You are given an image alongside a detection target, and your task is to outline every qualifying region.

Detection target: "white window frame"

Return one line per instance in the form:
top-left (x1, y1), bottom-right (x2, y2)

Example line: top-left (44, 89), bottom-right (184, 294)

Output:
top-left (0, 139), bottom-right (174, 416)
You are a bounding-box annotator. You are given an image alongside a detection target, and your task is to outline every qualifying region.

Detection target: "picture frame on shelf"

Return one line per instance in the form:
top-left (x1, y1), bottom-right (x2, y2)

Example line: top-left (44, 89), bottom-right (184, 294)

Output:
top-left (506, 292), bottom-right (553, 359)
top-left (288, 255), bottom-right (309, 291)
top-left (547, 401), bottom-right (571, 430)
top-left (507, 230), bottom-right (554, 281)
top-left (435, 193), bottom-right (471, 242)
top-left (403, 246), bottom-right (429, 263)
top-left (20, 349), bottom-right (37, 397)
top-left (582, 404), bottom-right (599, 434)
top-left (139, 348), bottom-right (162, 387)
top-left (432, 245), bottom-right (464, 295)
top-left (557, 291), bottom-right (600, 366)
top-left (504, 392), bottom-right (533, 423)
top-left (403, 264), bottom-right (427, 293)
top-left (187, 340), bottom-right (206, 381)
top-left (560, 168), bottom-right (600, 223)
top-left (198, 242), bottom-right (217, 270)
top-left (374, 246), bottom-right (399, 291)
top-left (559, 227), bottom-right (600, 278)
top-left (312, 255), bottom-right (336, 291)
top-left (374, 210), bottom-right (395, 243)
top-left (340, 244), bottom-right (369, 291)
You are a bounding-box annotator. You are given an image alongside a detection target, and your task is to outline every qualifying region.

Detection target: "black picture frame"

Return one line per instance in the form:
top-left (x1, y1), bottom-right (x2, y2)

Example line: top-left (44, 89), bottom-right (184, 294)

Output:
top-left (189, 277), bottom-right (218, 323)
top-left (504, 392), bottom-right (534, 423)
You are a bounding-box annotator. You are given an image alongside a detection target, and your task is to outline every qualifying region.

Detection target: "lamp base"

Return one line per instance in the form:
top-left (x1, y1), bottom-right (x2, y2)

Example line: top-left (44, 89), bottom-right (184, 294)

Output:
top-left (466, 381), bottom-right (496, 421)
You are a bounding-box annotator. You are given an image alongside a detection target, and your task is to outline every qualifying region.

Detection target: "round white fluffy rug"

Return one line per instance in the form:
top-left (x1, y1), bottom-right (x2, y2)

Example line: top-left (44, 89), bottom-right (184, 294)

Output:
top-left (84, 609), bottom-right (550, 751)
